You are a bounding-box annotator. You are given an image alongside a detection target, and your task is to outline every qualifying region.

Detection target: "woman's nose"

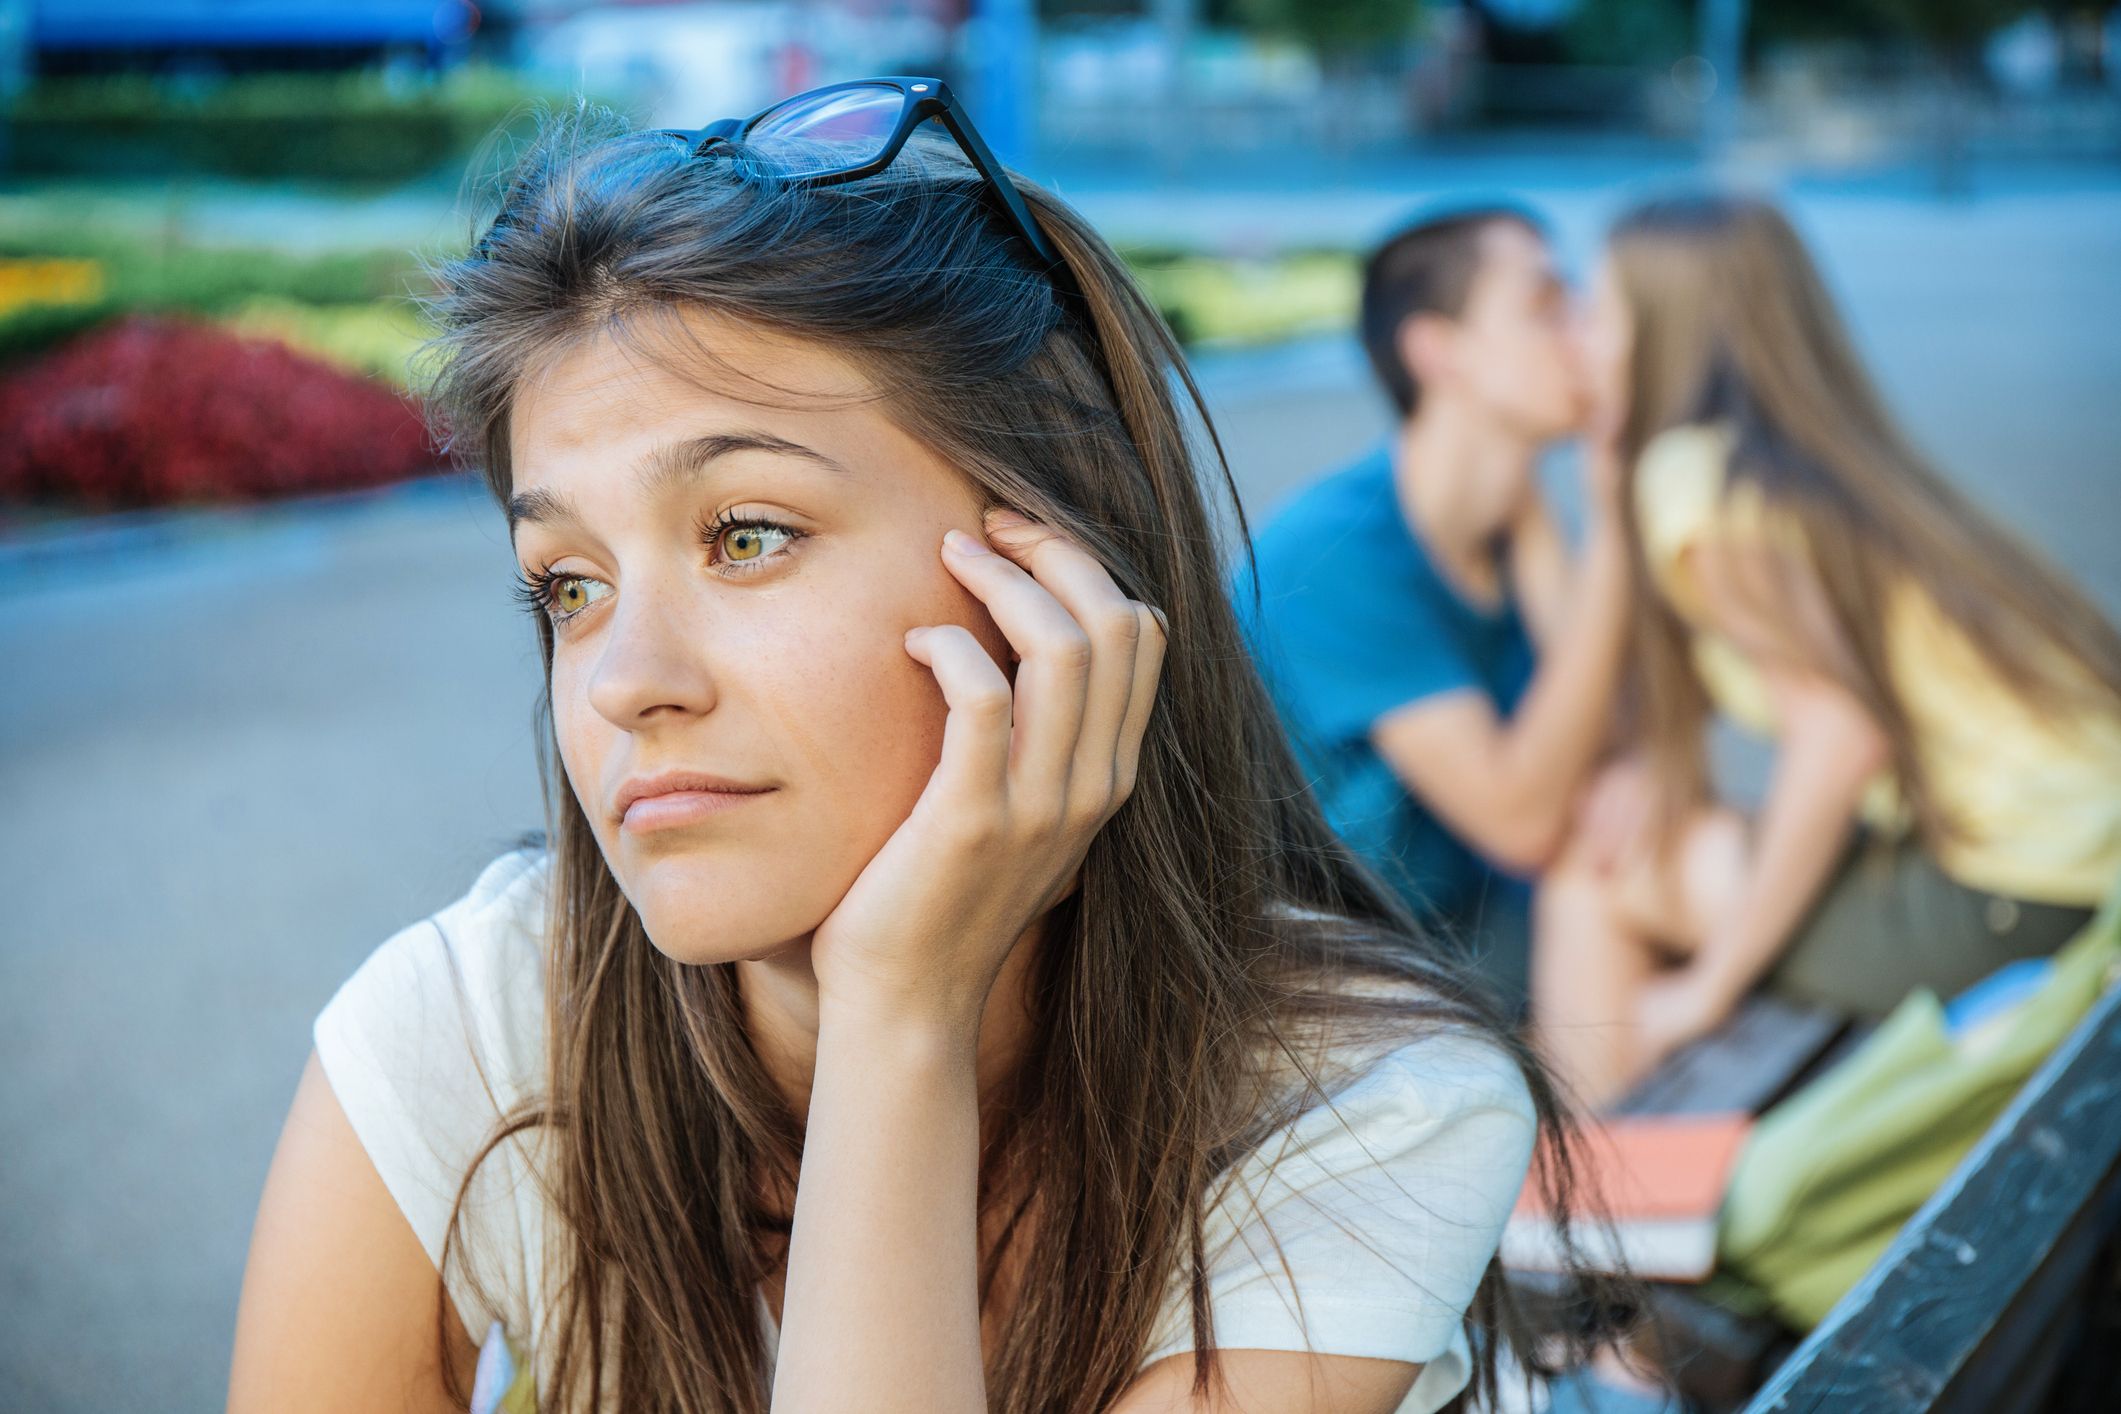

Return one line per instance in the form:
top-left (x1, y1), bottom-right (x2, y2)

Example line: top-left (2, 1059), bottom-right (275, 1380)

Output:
top-left (585, 580), bottom-right (719, 728)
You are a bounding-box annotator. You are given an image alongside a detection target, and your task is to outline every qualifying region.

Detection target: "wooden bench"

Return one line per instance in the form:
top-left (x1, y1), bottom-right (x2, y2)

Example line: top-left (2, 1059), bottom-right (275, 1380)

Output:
top-left (1519, 977), bottom-right (2121, 1412)
top-left (1736, 969), bottom-right (2121, 1413)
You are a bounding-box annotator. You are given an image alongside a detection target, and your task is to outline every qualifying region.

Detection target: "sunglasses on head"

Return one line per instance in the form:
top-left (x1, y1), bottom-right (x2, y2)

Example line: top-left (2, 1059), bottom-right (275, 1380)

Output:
top-left (653, 76), bottom-right (1065, 281)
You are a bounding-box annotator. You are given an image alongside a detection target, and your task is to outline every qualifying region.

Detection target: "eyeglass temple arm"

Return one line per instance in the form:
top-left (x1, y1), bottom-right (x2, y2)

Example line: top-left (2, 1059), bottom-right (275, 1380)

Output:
top-left (927, 98), bottom-right (1063, 273)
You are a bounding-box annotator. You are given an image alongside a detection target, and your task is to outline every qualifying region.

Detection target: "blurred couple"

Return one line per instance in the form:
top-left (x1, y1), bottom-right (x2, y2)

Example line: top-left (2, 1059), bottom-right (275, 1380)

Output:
top-left (1235, 192), bottom-right (2121, 1111)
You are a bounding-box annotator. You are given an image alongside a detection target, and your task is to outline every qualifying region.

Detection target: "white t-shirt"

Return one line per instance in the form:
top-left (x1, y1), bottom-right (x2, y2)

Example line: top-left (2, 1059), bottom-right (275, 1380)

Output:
top-left (314, 846), bottom-right (1538, 1413)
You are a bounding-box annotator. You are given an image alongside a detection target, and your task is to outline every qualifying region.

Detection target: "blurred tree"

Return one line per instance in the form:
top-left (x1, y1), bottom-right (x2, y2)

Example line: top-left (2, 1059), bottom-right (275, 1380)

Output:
top-left (1752, 0), bottom-right (1897, 43)
top-left (2069, 0), bottom-right (2119, 83)
top-left (1227, 0), bottom-right (1424, 63)
top-left (1868, 0), bottom-right (2036, 53)
top-left (1558, 0), bottom-right (1691, 66)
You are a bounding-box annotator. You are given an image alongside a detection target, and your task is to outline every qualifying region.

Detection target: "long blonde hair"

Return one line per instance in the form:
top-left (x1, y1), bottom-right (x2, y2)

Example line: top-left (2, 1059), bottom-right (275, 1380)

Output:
top-left (406, 98), bottom-right (1637, 1412)
top-left (1607, 190), bottom-right (2121, 845)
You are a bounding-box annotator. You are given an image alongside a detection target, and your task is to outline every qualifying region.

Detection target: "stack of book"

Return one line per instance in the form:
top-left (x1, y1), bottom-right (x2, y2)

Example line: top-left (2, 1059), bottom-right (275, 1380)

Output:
top-left (1502, 1110), bottom-right (1755, 1282)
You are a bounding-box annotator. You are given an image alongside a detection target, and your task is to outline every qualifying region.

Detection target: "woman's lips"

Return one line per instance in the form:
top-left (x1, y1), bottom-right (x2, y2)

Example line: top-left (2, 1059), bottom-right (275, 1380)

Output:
top-left (622, 787), bottom-right (775, 832)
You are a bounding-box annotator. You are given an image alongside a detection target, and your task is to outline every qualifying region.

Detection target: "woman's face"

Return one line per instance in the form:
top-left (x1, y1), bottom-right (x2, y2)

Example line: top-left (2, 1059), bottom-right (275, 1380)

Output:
top-left (1576, 254), bottom-right (1636, 439)
top-left (507, 307), bottom-right (1012, 965)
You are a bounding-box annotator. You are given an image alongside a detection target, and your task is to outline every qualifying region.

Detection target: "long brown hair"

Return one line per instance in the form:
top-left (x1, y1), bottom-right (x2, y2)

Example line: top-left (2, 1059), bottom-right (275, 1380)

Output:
top-left (1606, 190), bottom-right (2121, 845)
top-left (409, 97), bottom-right (1636, 1412)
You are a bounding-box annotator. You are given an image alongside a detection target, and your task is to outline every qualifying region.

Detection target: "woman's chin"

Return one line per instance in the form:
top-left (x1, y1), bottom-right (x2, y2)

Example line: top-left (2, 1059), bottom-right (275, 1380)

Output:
top-left (619, 853), bottom-right (833, 965)
top-left (643, 926), bottom-right (812, 968)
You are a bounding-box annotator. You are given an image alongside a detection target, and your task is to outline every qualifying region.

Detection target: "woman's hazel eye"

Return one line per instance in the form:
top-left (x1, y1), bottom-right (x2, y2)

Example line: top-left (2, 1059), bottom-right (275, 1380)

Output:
top-left (717, 521), bottom-right (796, 568)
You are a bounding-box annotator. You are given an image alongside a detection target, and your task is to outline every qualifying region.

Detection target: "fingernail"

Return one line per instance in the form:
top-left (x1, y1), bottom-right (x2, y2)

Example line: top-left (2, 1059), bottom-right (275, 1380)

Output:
top-left (904, 625), bottom-right (927, 645)
top-left (943, 527), bottom-right (992, 557)
top-left (984, 507), bottom-right (1031, 531)
top-left (1148, 605), bottom-right (1169, 635)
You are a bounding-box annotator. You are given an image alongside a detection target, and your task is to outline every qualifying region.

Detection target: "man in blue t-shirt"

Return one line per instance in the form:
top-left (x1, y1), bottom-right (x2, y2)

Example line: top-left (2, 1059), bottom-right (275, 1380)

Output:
top-left (1233, 205), bottom-right (1631, 1018)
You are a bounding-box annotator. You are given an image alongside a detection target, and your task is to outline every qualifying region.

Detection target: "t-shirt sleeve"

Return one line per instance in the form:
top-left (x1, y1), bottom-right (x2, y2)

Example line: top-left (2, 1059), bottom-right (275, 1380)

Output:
top-left (311, 845), bottom-right (553, 1346)
top-left (1138, 1027), bottom-right (1539, 1411)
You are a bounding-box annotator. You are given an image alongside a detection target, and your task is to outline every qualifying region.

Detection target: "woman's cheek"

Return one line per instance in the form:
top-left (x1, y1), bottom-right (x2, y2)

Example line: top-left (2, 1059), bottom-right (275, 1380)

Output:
top-left (549, 670), bottom-right (604, 829)
top-left (752, 594), bottom-right (938, 796)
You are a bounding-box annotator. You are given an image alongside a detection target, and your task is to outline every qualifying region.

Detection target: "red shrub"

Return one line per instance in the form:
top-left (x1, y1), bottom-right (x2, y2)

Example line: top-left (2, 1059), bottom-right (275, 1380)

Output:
top-left (0, 314), bottom-right (441, 509)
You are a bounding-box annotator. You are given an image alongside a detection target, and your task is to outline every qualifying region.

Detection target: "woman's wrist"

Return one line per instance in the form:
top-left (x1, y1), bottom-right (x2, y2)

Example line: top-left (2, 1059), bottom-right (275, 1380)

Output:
top-left (815, 989), bottom-right (985, 1071)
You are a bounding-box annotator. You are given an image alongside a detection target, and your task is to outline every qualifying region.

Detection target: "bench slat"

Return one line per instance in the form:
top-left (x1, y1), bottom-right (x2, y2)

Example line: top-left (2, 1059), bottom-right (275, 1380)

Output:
top-left (1740, 974), bottom-right (2121, 1412)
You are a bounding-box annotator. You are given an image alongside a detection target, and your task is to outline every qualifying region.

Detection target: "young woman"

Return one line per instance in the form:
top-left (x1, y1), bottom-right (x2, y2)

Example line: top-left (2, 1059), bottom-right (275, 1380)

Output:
top-left (1533, 190), bottom-right (2121, 1110)
top-left (228, 88), bottom-right (1628, 1413)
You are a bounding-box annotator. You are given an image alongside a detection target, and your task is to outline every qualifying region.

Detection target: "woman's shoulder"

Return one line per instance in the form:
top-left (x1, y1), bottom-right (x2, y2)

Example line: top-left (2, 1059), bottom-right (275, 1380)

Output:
top-left (314, 840), bottom-right (555, 1089)
top-left (1633, 421), bottom-right (1738, 546)
top-left (1252, 909), bottom-right (1539, 1161)
top-left (1637, 419), bottom-right (1735, 484)
top-left (1309, 993), bottom-right (1539, 1153)
top-left (1142, 948), bottom-right (1540, 1398)
top-left (310, 840), bottom-right (558, 1344)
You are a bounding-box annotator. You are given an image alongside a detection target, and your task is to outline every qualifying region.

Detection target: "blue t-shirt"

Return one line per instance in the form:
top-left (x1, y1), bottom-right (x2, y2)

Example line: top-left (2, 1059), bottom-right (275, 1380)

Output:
top-left (1231, 442), bottom-right (1536, 922)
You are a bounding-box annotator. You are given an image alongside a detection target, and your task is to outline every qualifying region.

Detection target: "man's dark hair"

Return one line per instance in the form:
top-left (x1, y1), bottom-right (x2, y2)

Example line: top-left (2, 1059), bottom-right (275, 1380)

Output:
top-left (1359, 202), bottom-right (1547, 419)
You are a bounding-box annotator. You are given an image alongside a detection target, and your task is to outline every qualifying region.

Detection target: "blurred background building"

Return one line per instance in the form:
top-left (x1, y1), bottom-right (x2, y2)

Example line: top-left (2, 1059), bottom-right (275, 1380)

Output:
top-left (3, 1), bottom-right (2118, 177)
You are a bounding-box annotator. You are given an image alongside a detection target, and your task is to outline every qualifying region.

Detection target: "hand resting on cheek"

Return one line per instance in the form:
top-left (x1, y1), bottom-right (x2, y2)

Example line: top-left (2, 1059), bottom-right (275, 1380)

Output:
top-left (809, 504), bottom-right (1168, 1034)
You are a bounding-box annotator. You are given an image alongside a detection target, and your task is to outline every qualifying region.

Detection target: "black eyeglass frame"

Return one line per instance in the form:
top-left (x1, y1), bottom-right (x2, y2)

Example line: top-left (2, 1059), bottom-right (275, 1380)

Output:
top-left (647, 76), bottom-right (1085, 312)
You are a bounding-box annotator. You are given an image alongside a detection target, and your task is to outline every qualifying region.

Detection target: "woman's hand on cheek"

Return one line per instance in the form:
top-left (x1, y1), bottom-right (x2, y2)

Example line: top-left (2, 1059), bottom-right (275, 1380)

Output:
top-left (808, 506), bottom-right (1167, 1040)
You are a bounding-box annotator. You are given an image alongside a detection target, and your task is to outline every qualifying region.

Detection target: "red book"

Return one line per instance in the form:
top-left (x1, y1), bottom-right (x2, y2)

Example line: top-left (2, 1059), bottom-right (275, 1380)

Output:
top-left (1501, 1111), bottom-right (1755, 1282)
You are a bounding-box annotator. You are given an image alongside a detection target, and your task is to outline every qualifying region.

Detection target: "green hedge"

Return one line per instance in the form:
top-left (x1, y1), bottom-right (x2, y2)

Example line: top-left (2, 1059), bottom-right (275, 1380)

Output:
top-left (1, 64), bottom-right (567, 183)
top-left (216, 295), bottom-right (433, 386)
top-left (1122, 246), bottom-right (1356, 348)
top-left (0, 223), bottom-right (428, 367)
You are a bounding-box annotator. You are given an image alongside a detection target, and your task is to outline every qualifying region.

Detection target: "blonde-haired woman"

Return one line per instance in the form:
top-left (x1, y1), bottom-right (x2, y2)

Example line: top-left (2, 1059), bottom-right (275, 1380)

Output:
top-left (1532, 190), bottom-right (2121, 1110)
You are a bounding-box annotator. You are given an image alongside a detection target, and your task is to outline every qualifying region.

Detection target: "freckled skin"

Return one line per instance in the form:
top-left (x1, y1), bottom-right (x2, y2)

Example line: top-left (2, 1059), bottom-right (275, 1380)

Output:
top-left (509, 307), bottom-right (1014, 965)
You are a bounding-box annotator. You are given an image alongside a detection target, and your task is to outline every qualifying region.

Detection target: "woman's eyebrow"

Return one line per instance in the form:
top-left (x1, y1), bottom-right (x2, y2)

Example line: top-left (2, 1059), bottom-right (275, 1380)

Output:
top-left (508, 429), bottom-right (853, 536)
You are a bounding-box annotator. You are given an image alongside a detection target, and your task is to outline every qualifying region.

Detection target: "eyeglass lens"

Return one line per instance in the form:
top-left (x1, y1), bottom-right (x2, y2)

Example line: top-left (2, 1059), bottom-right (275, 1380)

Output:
top-left (746, 83), bottom-right (907, 174)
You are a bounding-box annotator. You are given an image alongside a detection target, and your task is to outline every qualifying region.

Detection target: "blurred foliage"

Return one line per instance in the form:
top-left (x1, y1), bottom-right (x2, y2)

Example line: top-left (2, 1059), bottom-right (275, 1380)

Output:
top-left (1558, 0), bottom-right (1693, 66)
top-left (1755, 0), bottom-right (2044, 53)
top-left (0, 257), bottom-right (106, 318)
top-left (1753, 0), bottom-right (1902, 44)
top-left (1227, 0), bottom-right (1424, 61)
top-left (1123, 245), bottom-right (1357, 347)
top-left (217, 296), bottom-right (433, 387)
top-left (1863, 0), bottom-right (2040, 55)
top-left (0, 219), bottom-right (426, 368)
top-left (1, 63), bottom-right (568, 184)
top-left (0, 314), bottom-right (438, 509)
top-left (0, 198), bottom-right (1358, 387)
top-left (1489, 0), bottom-right (2054, 65)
